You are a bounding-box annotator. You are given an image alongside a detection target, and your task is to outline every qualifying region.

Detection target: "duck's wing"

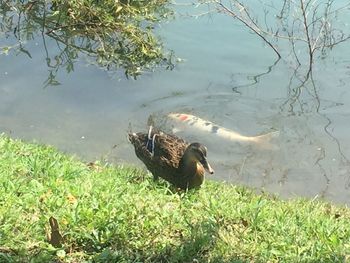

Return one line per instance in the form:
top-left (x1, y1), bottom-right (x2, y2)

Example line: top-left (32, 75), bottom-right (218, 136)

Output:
top-left (129, 130), bottom-right (188, 171)
top-left (130, 130), bottom-right (193, 188)
top-left (153, 133), bottom-right (188, 168)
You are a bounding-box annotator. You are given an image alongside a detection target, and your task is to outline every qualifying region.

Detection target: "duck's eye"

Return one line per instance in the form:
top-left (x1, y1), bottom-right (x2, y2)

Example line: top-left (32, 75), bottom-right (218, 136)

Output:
top-left (198, 155), bottom-right (206, 163)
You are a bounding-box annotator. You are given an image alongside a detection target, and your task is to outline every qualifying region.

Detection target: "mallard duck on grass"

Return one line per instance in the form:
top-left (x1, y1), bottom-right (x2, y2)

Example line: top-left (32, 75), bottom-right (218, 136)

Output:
top-left (128, 126), bottom-right (214, 190)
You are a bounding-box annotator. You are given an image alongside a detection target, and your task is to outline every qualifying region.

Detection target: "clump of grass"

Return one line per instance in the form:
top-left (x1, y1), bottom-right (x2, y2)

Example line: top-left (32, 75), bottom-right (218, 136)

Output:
top-left (0, 134), bottom-right (349, 262)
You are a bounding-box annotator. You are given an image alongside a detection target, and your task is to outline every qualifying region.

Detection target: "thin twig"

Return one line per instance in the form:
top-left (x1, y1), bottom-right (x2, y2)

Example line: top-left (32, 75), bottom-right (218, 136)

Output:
top-left (216, 0), bottom-right (281, 59)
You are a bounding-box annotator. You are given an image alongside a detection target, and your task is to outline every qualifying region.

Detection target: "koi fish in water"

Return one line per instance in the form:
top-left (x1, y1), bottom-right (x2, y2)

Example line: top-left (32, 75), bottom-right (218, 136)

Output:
top-left (167, 113), bottom-right (279, 146)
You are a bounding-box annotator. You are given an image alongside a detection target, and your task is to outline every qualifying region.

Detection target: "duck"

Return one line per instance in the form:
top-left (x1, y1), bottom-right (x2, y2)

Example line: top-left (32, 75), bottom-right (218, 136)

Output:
top-left (128, 126), bottom-right (214, 189)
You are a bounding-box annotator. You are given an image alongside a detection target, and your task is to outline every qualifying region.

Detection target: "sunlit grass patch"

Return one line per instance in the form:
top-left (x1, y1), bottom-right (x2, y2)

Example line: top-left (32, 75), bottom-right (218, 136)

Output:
top-left (0, 134), bottom-right (349, 262)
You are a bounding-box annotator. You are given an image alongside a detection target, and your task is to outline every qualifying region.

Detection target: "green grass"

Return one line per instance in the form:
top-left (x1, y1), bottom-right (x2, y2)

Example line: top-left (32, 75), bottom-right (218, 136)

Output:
top-left (0, 134), bottom-right (349, 262)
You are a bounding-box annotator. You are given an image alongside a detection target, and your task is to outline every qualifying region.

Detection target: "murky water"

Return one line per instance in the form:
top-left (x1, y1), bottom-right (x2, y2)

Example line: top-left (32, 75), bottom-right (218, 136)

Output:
top-left (1, 1), bottom-right (350, 204)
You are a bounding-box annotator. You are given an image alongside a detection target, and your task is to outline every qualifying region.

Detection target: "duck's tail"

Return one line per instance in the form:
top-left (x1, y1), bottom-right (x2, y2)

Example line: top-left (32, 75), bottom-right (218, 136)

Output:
top-left (127, 131), bottom-right (138, 144)
top-left (127, 121), bottom-right (135, 143)
top-left (128, 127), bottom-right (157, 156)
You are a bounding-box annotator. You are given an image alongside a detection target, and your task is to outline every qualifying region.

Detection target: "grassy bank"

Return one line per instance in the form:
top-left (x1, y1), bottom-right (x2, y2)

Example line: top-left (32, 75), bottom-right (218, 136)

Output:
top-left (0, 134), bottom-right (349, 262)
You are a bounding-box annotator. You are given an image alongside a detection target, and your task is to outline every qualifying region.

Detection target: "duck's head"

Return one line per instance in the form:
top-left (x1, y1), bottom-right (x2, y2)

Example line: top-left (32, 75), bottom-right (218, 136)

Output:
top-left (184, 142), bottom-right (214, 174)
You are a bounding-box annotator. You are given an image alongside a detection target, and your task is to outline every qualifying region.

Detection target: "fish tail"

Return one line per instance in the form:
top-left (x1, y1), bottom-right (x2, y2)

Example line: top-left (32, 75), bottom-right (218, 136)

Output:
top-left (252, 130), bottom-right (280, 150)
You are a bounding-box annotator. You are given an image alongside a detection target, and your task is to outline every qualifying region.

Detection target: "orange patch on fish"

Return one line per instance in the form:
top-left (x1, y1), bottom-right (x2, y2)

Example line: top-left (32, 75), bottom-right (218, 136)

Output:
top-left (179, 114), bottom-right (188, 121)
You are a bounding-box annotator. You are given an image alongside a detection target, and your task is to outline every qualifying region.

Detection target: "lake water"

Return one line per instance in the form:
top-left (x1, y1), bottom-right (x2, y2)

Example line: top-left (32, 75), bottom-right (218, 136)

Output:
top-left (1, 1), bottom-right (350, 205)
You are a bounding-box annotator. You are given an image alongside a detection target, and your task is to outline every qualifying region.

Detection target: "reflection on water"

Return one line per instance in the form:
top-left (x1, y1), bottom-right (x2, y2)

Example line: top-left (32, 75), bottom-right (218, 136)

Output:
top-left (0, 0), bottom-right (174, 82)
top-left (1, 1), bottom-right (350, 205)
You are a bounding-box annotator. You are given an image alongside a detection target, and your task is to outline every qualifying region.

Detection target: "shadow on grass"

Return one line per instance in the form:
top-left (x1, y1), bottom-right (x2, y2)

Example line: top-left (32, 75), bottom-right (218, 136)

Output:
top-left (152, 220), bottom-right (248, 263)
top-left (93, 219), bottom-right (248, 263)
top-left (2, 215), bottom-right (347, 262)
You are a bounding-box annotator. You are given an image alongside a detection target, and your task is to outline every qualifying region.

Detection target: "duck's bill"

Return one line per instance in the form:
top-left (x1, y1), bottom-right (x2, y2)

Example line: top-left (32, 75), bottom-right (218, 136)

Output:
top-left (201, 159), bottom-right (214, 174)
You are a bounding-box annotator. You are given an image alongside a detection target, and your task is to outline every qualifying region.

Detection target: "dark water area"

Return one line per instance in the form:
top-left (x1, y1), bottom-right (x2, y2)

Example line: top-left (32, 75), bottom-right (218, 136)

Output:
top-left (1, 1), bottom-right (350, 205)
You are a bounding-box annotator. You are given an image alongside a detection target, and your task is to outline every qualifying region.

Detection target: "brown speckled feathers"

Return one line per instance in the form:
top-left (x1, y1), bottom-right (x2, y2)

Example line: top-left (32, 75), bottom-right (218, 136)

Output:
top-left (129, 129), bottom-right (207, 188)
top-left (129, 131), bottom-right (188, 181)
top-left (128, 124), bottom-right (214, 189)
